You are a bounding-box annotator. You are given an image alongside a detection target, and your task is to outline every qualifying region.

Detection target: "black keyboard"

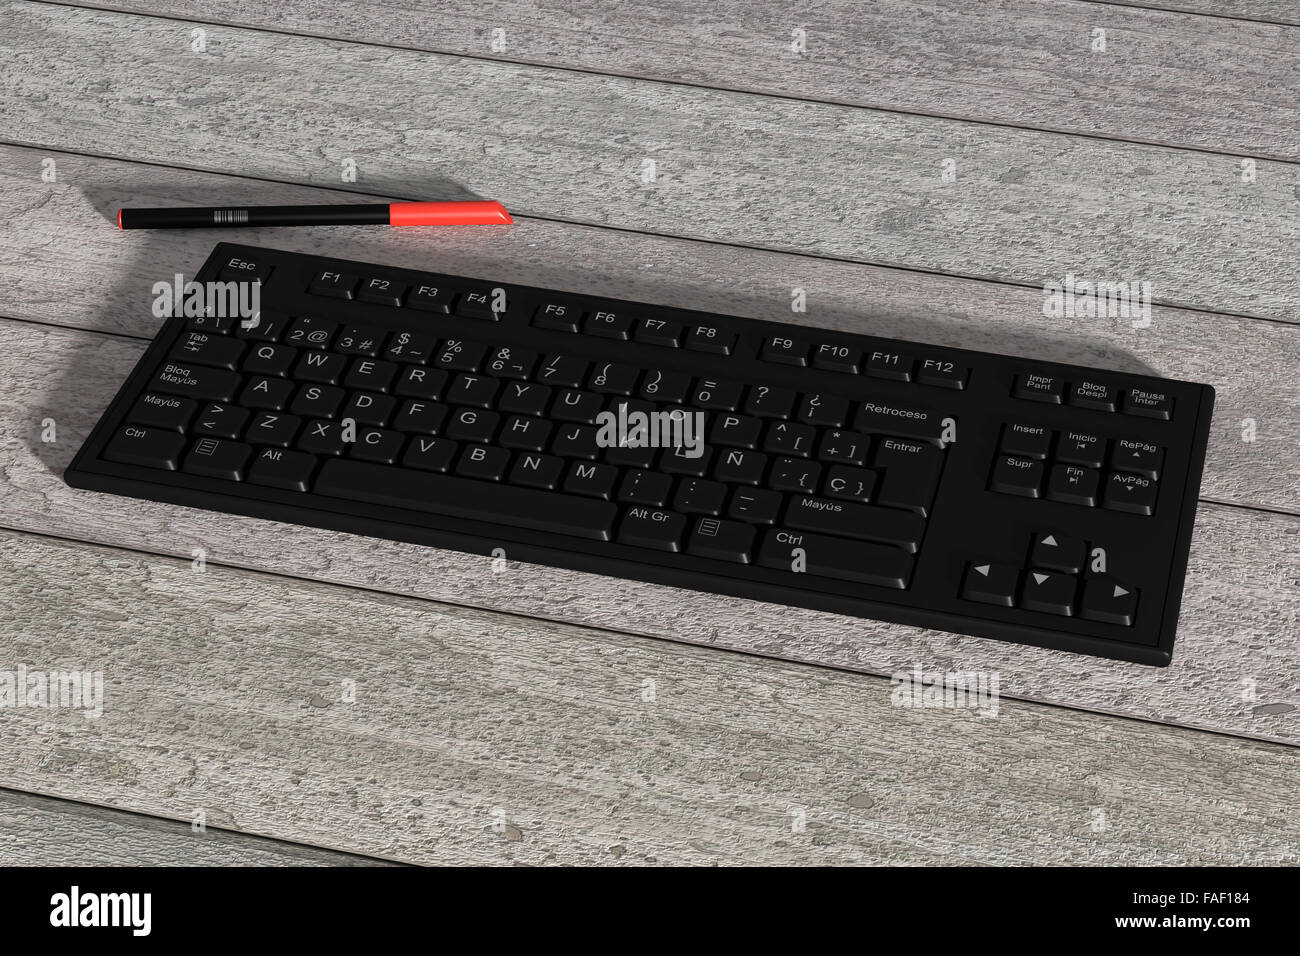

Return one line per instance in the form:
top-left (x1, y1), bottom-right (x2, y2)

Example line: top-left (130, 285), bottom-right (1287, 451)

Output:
top-left (67, 243), bottom-right (1214, 665)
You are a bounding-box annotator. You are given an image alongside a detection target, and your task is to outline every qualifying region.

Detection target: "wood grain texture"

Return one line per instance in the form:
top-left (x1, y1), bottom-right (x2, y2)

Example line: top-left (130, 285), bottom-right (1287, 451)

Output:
top-left (0, 318), bottom-right (1296, 745)
top-left (53, 0), bottom-right (1300, 160)
top-left (0, 147), bottom-right (1296, 513)
top-left (3, 528), bottom-right (1298, 865)
top-left (4, 3), bottom-right (1299, 322)
top-left (0, 789), bottom-right (396, 865)
top-left (1097, 1), bottom-right (1300, 26)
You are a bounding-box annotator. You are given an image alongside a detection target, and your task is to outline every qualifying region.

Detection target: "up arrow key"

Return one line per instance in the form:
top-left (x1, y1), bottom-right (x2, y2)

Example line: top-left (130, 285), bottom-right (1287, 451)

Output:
top-left (1042, 534), bottom-right (1057, 546)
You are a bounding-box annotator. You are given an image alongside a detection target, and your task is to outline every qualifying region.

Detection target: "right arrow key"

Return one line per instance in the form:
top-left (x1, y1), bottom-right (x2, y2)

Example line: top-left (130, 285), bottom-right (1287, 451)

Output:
top-left (1081, 577), bottom-right (1139, 626)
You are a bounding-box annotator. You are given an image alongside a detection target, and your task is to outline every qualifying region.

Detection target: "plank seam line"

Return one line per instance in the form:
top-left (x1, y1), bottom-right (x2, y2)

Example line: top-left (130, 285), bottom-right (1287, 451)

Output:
top-left (2, 521), bottom-right (1298, 754)
top-left (0, 783), bottom-right (411, 865)
top-left (1072, 0), bottom-right (1299, 28)
top-left (6, 139), bottom-right (1300, 329)
top-left (25, 0), bottom-right (1300, 165)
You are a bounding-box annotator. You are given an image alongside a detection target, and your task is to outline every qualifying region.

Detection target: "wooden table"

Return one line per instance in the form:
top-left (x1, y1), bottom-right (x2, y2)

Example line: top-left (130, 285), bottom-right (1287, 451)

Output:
top-left (1, 0), bottom-right (1297, 865)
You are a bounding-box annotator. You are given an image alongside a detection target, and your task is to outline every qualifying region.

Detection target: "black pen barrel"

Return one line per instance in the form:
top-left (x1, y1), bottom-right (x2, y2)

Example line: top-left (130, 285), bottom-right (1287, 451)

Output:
top-left (118, 205), bottom-right (391, 229)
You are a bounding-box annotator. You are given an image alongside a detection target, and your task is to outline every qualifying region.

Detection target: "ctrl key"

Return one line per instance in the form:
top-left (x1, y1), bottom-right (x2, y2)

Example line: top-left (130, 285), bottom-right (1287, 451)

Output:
top-left (962, 563), bottom-right (1018, 607)
top-left (103, 424), bottom-right (186, 470)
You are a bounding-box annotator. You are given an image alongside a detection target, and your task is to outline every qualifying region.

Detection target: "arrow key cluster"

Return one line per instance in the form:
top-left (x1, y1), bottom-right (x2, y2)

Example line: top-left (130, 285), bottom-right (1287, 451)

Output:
top-left (962, 529), bottom-right (1139, 626)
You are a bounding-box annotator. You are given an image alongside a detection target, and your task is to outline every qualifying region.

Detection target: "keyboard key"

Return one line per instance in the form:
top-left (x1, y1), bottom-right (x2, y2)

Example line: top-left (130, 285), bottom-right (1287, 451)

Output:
top-left (298, 419), bottom-right (348, 456)
top-left (990, 455), bottom-right (1043, 497)
top-left (589, 362), bottom-right (640, 396)
top-left (618, 506), bottom-right (686, 551)
top-left (618, 470), bottom-right (672, 507)
top-left (1057, 430), bottom-right (1105, 468)
top-left (433, 339), bottom-right (487, 372)
top-left (564, 460), bottom-right (618, 499)
top-left (1069, 379), bottom-right (1118, 412)
top-left (219, 252), bottom-right (273, 284)
top-left (385, 331), bottom-right (438, 365)
top-left (764, 421), bottom-right (816, 457)
top-left (817, 430), bottom-right (869, 466)
top-left (728, 488), bottom-right (782, 524)
top-left (1046, 464), bottom-right (1100, 507)
top-left (1029, 532), bottom-right (1086, 575)
top-left (537, 354), bottom-right (589, 388)
top-left (690, 378), bottom-right (743, 411)
top-left (685, 323), bottom-right (734, 355)
top-left (315, 460), bottom-right (618, 540)
top-left (295, 351), bottom-right (347, 385)
top-left (551, 423), bottom-right (599, 459)
top-left (760, 334), bottom-right (808, 366)
top-left (874, 438), bottom-right (942, 516)
top-left (586, 309), bottom-right (633, 340)
top-left (486, 346), bottom-right (536, 380)
top-left (243, 343), bottom-right (296, 378)
top-left (634, 317), bottom-right (682, 347)
top-left (172, 331), bottom-right (244, 370)
top-left (393, 400), bottom-right (448, 435)
top-left (1080, 577), bottom-right (1139, 626)
top-left (824, 465), bottom-right (875, 504)
top-left (1001, 422), bottom-right (1051, 459)
top-left (336, 325), bottom-right (386, 357)
top-left (1123, 386), bottom-right (1174, 420)
top-left (291, 384), bottom-right (345, 419)
top-left (407, 282), bottom-right (455, 313)
top-left (1103, 472), bottom-right (1157, 515)
top-left (103, 424), bottom-right (185, 470)
top-left (1014, 371), bottom-right (1065, 404)
top-left (247, 447), bottom-right (317, 492)
top-left (769, 458), bottom-right (820, 494)
top-left (713, 448), bottom-right (767, 486)
top-left (499, 381), bottom-right (552, 417)
top-left (186, 313), bottom-right (235, 334)
top-left (962, 563), bottom-right (1018, 607)
top-left (686, 517), bottom-right (754, 562)
top-left (351, 428), bottom-right (405, 465)
top-left (183, 437), bottom-right (252, 481)
top-left (446, 374), bottom-right (500, 409)
top-left (499, 415), bottom-right (552, 452)
top-left (128, 393), bottom-right (195, 431)
top-left (340, 392), bottom-right (395, 427)
top-left (640, 370), bottom-right (692, 404)
top-left (797, 393), bottom-right (849, 428)
top-left (509, 452), bottom-right (564, 490)
top-left (246, 411), bottom-right (301, 447)
top-left (865, 350), bottom-right (913, 382)
top-left (784, 495), bottom-right (924, 552)
top-left (309, 269), bottom-right (358, 299)
top-left (194, 402), bottom-right (249, 440)
top-left (855, 400), bottom-right (951, 446)
top-left (285, 317), bottom-right (337, 350)
top-left (455, 443), bottom-right (509, 480)
top-left (812, 343), bottom-right (861, 373)
top-left (1021, 571), bottom-right (1076, 616)
top-left (358, 276), bottom-right (406, 307)
top-left (757, 529), bottom-right (912, 589)
top-left (241, 376), bottom-right (294, 410)
top-left (673, 478), bottom-right (727, 516)
top-left (1112, 438), bottom-right (1164, 478)
top-left (745, 384), bottom-right (796, 419)
top-left (403, 435), bottom-right (457, 473)
top-left (457, 288), bottom-right (504, 321)
top-left (444, 408), bottom-right (499, 444)
top-left (394, 366), bottom-right (448, 401)
top-left (917, 357), bottom-right (968, 390)
top-left (711, 414), bottom-right (763, 450)
top-left (152, 362), bottom-right (239, 402)
top-left (534, 301), bottom-right (579, 332)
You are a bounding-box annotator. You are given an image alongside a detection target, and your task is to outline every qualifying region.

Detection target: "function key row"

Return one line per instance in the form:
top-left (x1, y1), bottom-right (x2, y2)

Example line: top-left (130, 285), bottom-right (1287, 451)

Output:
top-left (1013, 371), bottom-right (1174, 420)
top-left (760, 337), bottom-right (967, 389)
top-left (532, 303), bottom-right (734, 355)
top-left (308, 267), bottom-right (504, 319)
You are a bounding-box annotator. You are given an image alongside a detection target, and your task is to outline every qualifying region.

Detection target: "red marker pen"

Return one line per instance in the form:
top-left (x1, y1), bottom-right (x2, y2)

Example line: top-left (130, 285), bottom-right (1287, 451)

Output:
top-left (116, 201), bottom-right (513, 230)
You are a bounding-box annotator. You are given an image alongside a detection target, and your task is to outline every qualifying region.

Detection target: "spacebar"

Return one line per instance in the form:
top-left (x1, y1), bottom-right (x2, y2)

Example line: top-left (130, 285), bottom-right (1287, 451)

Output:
top-left (314, 460), bottom-right (617, 541)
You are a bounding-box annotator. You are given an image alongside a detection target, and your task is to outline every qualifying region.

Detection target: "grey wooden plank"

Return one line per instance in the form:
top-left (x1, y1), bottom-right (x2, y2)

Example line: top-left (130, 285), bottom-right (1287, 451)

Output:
top-left (0, 146), bottom-right (1295, 513)
top-left (51, 0), bottom-right (1300, 160)
top-left (4, 3), bottom-right (1299, 322)
top-left (0, 789), bottom-right (397, 865)
top-left (0, 318), bottom-right (1296, 746)
top-left (1097, 1), bottom-right (1300, 26)
top-left (3, 528), bottom-right (1298, 865)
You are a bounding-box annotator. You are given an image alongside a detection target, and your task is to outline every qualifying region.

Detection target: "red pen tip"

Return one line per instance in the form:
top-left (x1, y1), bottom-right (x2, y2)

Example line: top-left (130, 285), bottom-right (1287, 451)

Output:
top-left (117, 209), bottom-right (123, 229)
top-left (388, 200), bottom-right (513, 227)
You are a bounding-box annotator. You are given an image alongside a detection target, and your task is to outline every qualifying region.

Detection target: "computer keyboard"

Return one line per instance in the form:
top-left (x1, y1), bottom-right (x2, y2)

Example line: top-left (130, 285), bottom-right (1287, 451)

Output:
top-left (66, 243), bottom-right (1214, 665)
